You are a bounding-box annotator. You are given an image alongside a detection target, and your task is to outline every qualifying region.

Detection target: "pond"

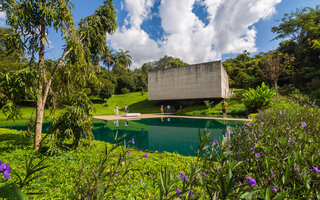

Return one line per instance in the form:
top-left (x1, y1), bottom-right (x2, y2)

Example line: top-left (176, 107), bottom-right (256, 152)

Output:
top-left (0, 117), bottom-right (242, 156)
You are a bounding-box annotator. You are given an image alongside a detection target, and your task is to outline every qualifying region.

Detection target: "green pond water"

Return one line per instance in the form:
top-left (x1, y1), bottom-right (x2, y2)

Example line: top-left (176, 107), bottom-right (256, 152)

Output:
top-left (0, 118), bottom-right (242, 156)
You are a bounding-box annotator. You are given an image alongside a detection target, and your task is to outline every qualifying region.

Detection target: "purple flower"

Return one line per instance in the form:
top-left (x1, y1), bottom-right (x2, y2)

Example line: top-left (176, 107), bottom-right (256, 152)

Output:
top-left (245, 128), bottom-right (249, 133)
top-left (272, 186), bottom-right (277, 192)
top-left (252, 130), bottom-right (255, 134)
top-left (255, 153), bottom-right (261, 157)
top-left (212, 141), bottom-right (218, 146)
top-left (179, 172), bottom-right (188, 181)
top-left (229, 129), bottom-right (234, 134)
top-left (130, 138), bottom-right (135, 144)
top-left (261, 122), bottom-right (264, 125)
top-left (288, 138), bottom-right (292, 142)
top-left (176, 189), bottom-right (181, 194)
top-left (248, 124), bottom-right (252, 127)
top-left (202, 172), bottom-right (207, 177)
top-left (238, 133), bottom-right (242, 136)
top-left (294, 167), bottom-right (300, 172)
top-left (228, 144), bottom-right (231, 148)
top-left (246, 176), bottom-right (257, 187)
top-left (251, 146), bottom-right (255, 151)
top-left (113, 171), bottom-right (118, 175)
top-left (301, 122), bottom-right (307, 127)
top-left (139, 179), bottom-right (142, 182)
top-left (225, 132), bottom-right (228, 136)
top-left (188, 191), bottom-right (193, 196)
top-left (248, 136), bottom-right (251, 140)
top-left (85, 193), bottom-right (89, 199)
top-left (143, 153), bottom-right (149, 159)
top-left (127, 151), bottom-right (130, 155)
top-left (271, 170), bottom-right (275, 175)
top-left (311, 166), bottom-right (320, 172)
top-left (0, 161), bottom-right (11, 179)
top-left (280, 111), bottom-right (283, 115)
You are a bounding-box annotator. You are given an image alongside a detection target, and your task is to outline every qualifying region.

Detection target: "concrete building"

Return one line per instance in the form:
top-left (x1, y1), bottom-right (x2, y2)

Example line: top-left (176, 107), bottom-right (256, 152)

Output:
top-left (148, 61), bottom-right (230, 100)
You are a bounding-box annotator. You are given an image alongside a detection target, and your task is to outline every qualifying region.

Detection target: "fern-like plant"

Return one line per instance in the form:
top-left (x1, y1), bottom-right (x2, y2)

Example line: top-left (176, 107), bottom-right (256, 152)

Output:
top-left (242, 82), bottom-right (275, 113)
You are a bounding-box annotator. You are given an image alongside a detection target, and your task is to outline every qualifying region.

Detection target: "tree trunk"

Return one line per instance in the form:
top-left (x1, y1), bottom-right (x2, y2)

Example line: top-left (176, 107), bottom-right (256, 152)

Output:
top-left (34, 11), bottom-right (46, 150)
top-left (274, 80), bottom-right (279, 100)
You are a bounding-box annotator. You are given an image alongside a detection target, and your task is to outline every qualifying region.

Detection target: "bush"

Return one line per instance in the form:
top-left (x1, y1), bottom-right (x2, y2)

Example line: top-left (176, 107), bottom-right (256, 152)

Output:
top-left (121, 88), bottom-right (130, 94)
top-left (243, 82), bottom-right (275, 113)
top-left (99, 78), bottom-right (115, 101)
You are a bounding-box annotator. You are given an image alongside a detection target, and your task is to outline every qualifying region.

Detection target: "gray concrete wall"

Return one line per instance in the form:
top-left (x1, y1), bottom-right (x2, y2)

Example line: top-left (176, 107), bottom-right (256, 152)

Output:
top-left (148, 61), bottom-right (229, 100)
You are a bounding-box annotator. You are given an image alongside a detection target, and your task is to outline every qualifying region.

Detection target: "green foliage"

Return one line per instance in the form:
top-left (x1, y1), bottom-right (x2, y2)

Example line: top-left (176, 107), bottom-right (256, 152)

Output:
top-left (48, 92), bottom-right (93, 152)
top-left (228, 101), bottom-right (320, 199)
top-left (243, 82), bottom-right (275, 113)
top-left (0, 183), bottom-right (27, 200)
top-left (121, 88), bottom-right (130, 94)
top-left (98, 78), bottom-right (115, 101)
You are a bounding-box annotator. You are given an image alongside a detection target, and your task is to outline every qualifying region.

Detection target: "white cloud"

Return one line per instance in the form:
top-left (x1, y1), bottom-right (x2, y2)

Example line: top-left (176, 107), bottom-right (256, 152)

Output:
top-left (109, 0), bottom-right (282, 68)
top-left (0, 11), bottom-right (6, 26)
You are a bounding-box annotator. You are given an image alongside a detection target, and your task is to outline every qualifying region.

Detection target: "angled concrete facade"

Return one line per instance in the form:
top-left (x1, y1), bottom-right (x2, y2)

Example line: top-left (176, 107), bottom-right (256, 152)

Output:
top-left (148, 61), bottom-right (230, 100)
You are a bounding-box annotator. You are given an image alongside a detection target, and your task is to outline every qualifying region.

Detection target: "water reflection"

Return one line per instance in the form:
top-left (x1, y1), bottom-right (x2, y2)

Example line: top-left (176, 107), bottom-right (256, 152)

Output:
top-left (93, 118), bottom-right (241, 156)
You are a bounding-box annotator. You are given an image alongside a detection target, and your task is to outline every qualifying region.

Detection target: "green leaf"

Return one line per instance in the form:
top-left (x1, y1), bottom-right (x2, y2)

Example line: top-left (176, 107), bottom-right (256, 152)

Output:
top-left (0, 183), bottom-right (27, 200)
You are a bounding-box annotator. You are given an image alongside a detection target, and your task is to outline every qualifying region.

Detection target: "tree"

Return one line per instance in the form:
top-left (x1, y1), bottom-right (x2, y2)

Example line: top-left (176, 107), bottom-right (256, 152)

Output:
top-left (101, 48), bottom-right (116, 72)
top-left (259, 51), bottom-right (294, 99)
top-left (0, 27), bottom-right (25, 73)
top-left (116, 49), bottom-right (132, 69)
top-left (272, 7), bottom-right (320, 100)
top-left (1, 0), bottom-right (117, 150)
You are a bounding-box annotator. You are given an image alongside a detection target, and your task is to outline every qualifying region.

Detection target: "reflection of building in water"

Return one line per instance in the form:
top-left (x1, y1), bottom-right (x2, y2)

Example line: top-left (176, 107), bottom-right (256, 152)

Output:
top-left (125, 120), bottom-right (128, 127)
top-left (114, 120), bottom-right (119, 127)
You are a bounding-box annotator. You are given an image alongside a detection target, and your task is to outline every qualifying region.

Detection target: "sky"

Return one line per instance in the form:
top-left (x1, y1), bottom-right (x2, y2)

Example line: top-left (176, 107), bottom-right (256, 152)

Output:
top-left (0, 0), bottom-right (319, 69)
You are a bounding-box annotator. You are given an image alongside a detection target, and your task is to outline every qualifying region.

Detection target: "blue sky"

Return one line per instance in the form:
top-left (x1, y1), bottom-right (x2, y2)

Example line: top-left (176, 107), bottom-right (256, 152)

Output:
top-left (1, 0), bottom-right (319, 68)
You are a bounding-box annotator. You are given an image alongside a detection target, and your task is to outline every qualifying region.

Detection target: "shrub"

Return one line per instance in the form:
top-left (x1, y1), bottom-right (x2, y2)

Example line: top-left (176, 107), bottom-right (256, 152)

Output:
top-left (99, 78), bottom-right (115, 101)
top-left (243, 82), bottom-right (275, 113)
top-left (121, 88), bottom-right (130, 94)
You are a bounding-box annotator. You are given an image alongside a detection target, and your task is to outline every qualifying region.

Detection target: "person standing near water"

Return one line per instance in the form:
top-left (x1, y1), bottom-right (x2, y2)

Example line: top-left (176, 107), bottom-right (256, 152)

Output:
top-left (125, 104), bottom-right (129, 113)
top-left (221, 100), bottom-right (227, 118)
top-left (160, 105), bottom-right (164, 114)
top-left (114, 105), bottom-right (119, 116)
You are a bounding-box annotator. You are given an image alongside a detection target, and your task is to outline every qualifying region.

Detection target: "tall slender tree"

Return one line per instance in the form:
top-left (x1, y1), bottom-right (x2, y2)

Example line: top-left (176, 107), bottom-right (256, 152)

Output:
top-left (1, 0), bottom-right (117, 150)
top-left (117, 49), bottom-right (132, 69)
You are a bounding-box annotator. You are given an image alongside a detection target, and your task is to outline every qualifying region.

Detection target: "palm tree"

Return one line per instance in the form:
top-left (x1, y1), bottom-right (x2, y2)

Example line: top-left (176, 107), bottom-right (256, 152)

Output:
top-left (101, 48), bottom-right (115, 72)
top-left (117, 49), bottom-right (132, 69)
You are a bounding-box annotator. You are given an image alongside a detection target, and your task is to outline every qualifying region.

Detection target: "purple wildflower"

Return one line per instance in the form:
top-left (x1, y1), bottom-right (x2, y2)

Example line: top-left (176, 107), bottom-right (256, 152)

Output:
top-left (188, 191), bottom-right (193, 196)
top-left (229, 129), bottom-right (234, 134)
top-left (130, 138), bottom-right (135, 144)
top-left (85, 193), bottom-right (89, 199)
top-left (246, 176), bottom-right (257, 187)
top-left (238, 133), bottom-right (242, 136)
top-left (0, 161), bottom-right (11, 179)
top-left (228, 144), bottom-right (231, 148)
top-left (252, 130), bottom-right (255, 134)
top-left (248, 124), bottom-right (252, 127)
top-left (245, 128), bottom-right (249, 133)
top-left (176, 189), bottom-right (181, 194)
top-left (301, 122), bottom-right (307, 127)
top-left (202, 172), bottom-right (207, 177)
top-left (271, 170), bottom-right (275, 175)
top-left (213, 141), bottom-right (218, 146)
top-left (311, 166), bottom-right (320, 172)
top-left (261, 122), bottom-right (264, 125)
top-left (294, 167), bottom-right (300, 172)
top-left (127, 151), bottom-right (130, 155)
top-left (272, 186), bottom-right (277, 192)
top-left (225, 132), bottom-right (228, 136)
top-left (255, 153), bottom-right (261, 158)
top-left (248, 136), bottom-right (251, 140)
top-left (288, 138), bottom-right (293, 142)
top-left (280, 111), bottom-right (283, 115)
top-left (143, 153), bottom-right (149, 159)
top-left (113, 171), bottom-right (118, 175)
top-left (139, 179), bottom-right (142, 182)
top-left (179, 172), bottom-right (188, 181)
